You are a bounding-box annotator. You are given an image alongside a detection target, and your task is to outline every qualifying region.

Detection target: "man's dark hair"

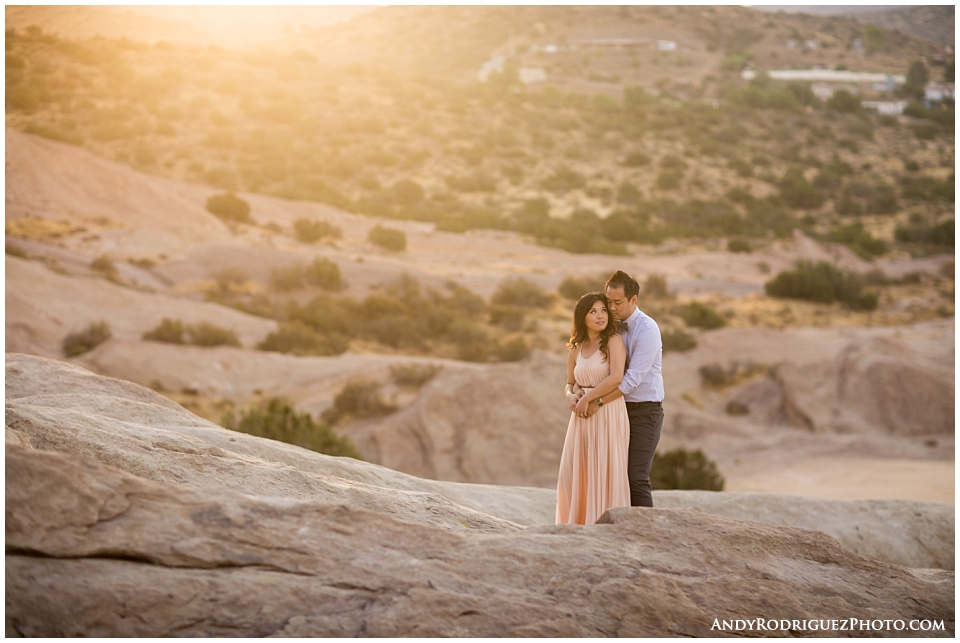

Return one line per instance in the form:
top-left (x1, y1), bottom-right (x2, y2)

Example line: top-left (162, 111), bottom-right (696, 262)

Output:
top-left (605, 270), bottom-right (640, 300)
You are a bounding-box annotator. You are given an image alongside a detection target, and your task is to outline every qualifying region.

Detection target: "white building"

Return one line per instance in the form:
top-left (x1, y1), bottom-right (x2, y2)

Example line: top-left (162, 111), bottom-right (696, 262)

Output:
top-left (518, 67), bottom-right (548, 85)
top-left (657, 40), bottom-right (677, 51)
top-left (861, 101), bottom-right (909, 115)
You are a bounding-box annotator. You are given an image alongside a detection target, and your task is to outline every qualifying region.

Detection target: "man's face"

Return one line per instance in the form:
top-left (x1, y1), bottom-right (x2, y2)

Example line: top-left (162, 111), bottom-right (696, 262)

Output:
top-left (605, 285), bottom-right (637, 322)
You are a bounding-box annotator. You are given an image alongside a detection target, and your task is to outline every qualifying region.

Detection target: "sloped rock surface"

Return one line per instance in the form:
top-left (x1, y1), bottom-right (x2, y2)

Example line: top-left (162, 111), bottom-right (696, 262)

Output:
top-left (5, 353), bottom-right (556, 529)
top-left (655, 491), bottom-right (954, 570)
top-left (775, 335), bottom-right (954, 436)
top-left (6, 444), bottom-right (953, 638)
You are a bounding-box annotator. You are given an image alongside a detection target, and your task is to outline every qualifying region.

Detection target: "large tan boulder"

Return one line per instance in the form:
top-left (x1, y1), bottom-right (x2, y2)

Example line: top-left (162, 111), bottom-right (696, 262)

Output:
top-left (338, 351), bottom-right (570, 488)
top-left (7, 444), bottom-right (953, 638)
top-left (773, 335), bottom-right (954, 436)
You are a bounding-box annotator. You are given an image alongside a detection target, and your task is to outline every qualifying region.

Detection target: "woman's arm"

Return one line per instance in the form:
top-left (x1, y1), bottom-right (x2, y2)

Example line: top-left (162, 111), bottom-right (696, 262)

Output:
top-left (575, 335), bottom-right (625, 414)
top-left (564, 347), bottom-right (580, 411)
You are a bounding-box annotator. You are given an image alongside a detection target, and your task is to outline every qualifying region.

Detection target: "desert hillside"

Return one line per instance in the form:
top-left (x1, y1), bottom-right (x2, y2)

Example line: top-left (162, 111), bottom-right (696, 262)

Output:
top-left (6, 354), bottom-right (954, 635)
top-left (6, 126), bottom-right (954, 504)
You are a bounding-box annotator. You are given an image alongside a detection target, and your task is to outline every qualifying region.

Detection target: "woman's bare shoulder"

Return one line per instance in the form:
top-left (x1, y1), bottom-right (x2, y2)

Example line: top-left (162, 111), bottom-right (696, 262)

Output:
top-left (608, 333), bottom-right (625, 347)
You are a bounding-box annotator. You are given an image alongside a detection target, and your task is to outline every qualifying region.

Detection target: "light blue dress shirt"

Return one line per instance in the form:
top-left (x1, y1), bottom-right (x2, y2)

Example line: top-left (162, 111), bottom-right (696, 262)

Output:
top-left (617, 306), bottom-right (664, 403)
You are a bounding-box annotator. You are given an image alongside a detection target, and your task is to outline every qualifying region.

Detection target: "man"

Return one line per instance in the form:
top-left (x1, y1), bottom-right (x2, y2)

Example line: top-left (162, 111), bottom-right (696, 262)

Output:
top-left (586, 270), bottom-right (664, 507)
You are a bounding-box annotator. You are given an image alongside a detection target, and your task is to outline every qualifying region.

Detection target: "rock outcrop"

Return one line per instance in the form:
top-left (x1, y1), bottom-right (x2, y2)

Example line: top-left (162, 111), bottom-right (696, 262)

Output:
top-left (7, 444), bottom-right (954, 637)
top-left (6, 353), bottom-right (954, 572)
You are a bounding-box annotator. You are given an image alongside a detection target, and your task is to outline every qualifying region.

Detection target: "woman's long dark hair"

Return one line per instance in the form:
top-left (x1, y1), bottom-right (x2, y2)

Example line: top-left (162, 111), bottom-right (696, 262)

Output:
top-left (567, 292), bottom-right (618, 362)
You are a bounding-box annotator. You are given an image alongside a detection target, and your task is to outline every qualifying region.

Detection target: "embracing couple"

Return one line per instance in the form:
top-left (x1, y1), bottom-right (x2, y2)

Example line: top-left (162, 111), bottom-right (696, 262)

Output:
top-left (556, 270), bottom-right (664, 526)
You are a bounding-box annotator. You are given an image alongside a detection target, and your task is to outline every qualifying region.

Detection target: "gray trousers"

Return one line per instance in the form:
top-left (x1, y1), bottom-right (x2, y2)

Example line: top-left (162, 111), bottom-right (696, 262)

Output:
top-left (626, 401), bottom-right (664, 507)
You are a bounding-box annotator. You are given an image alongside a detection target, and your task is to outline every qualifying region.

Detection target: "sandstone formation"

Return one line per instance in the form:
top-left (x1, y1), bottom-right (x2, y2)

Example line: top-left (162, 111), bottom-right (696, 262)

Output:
top-left (7, 444), bottom-right (954, 637)
top-left (5, 353), bottom-right (954, 573)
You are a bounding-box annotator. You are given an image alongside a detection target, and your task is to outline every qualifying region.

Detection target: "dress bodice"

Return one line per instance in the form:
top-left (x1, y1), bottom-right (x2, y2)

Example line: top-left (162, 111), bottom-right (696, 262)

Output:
top-left (574, 346), bottom-right (610, 388)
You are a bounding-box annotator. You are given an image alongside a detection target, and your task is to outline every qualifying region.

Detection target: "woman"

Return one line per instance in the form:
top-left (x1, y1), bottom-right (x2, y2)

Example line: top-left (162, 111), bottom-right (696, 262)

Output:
top-left (556, 292), bottom-right (631, 525)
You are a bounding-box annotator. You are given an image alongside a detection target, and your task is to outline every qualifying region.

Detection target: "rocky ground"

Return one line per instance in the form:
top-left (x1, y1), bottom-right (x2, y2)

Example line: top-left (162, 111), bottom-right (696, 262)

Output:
top-left (6, 129), bottom-right (955, 506)
top-left (5, 354), bottom-right (954, 636)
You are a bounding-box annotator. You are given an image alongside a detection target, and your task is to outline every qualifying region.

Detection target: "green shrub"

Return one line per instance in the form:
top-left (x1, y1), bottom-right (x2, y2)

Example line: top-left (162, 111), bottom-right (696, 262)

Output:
top-left (727, 238), bottom-right (752, 253)
top-left (304, 257), bottom-right (343, 291)
top-left (293, 218), bottom-right (342, 243)
top-left (270, 264), bottom-right (304, 292)
top-left (214, 266), bottom-right (249, 291)
top-left (541, 167), bottom-right (586, 193)
top-left (205, 192), bottom-right (252, 224)
top-left (5, 243), bottom-right (27, 258)
top-left (622, 151), bottom-right (651, 167)
top-left (368, 225), bottom-right (406, 251)
top-left (257, 321), bottom-right (348, 356)
top-left (221, 397), bottom-right (360, 458)
top-left (390, 362), bottom-right (444, 387)
top-left (779, 167), bottom-right (823, 210)
top-left (446, 172), bottom-right (497, 193)
top-left (390, 179), bottom-right (425, 204)
top-left (655, 168), bottom-right (683, 190)
top-left (765, 260), bottom-right (878, 310)
top-left (895, 219), bottom-right (955, 248)
top-left (143, 318), bottom-right (185, 344)
top-left (323, 380), bottom-right (397, 425)
top-left (643, 273), bottom-right (671, 300)
top-left (662, 328), bottom-right (697, 352)
top-left (90, 255), bottom-right (116, 274)
top-left (489, 305), bottom-right (525, 331)
top-left (679, 302), bottom-right (726, 329)
top-left (828, 223), bottom-right (887, 259)
top-left (186, 321), bottom-right (241, 347)
top-left (558, 274), bottom-right (608, 300)
top-left (494, 336), bottom-right (531, 362)
top-left (650, 448), bottom-right (725, 491)
top-left (63, 320), bottom-right (112, 357)
top-left (826, 89), bottom-right (860, 113)
top-left (725, 401), bottom-right (749, 416)
top-left (492, 277), bottom-right (553, 308)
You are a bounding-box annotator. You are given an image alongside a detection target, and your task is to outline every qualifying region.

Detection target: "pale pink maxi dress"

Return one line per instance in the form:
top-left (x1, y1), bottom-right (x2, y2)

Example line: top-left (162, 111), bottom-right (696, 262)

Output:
top-left (556, 345), bottom-right (631, 525)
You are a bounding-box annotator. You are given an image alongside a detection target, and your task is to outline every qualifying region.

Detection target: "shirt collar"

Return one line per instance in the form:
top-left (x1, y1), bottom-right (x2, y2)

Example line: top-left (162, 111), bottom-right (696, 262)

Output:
top-left (624, 307), bottom-right (642, 325)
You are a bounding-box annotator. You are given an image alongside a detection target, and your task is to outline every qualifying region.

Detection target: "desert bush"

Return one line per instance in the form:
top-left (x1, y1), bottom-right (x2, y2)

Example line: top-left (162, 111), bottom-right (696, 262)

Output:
top-left (446, 172), bottom-right (497, 193)
top-left (390, 363), bottom-right (444, 388)
top-left (221, 397), bottom-right (360, 458)
top-left (655, 168), bottom-right (683, 190)
top-left (698, 360), bottom-right (765, 389)
top-left (899, 174), bottom-right (954, 202)
top-left (494, 336), bottom-right (531, 362)
top-left (541, 167), bottom-right (586, 193)
top-left (489, 305), bottom-right (525, 331)
top-left (661, 328), bottom-right (697, 352)
top-left (779, 167), bottom-right (823, 210)
top-left (650, 448), bottom-right (725, 491)
top-left (303, 257), bottom-right (343, 291)
top-left (293, 218), bottom-right (342, 243)
top-left (368, 225), bottom-right (406, 251)
top-left (725, 401), bottom-right (749, 416)
top-left (622, 151), bottom-right (651, 167)
top-left (679, 302), bottom-right (726, 329)
top-left (643, 273), bottom-right (671, 300)
top-left (257, 320), bottom-right (347, 356)
top-left (89, 255), bottom-right (117, 274)
top-left (894, 219), bottom-right (954, 248)
top-left (765, 260), bottom-right (878, 310)
top-left (5, 243), bottom-right (27, 258)
top-left (270, 264), bottom-right (304, 292)
top-left (827, 222), bottom-right (887, 259)
top-left (205, 192), bottom-right (252, 224)
top-left (63, 320), bottom-right (111, 357)
top-left (558, 273), bottom-right (608, 300)
top-left (323, 380), bottom-right (397, 425)
top-left (143, 318), bottom-right (185, 344)
top-left (727, 238), bottom-right (752, 253)
top-left (825, 89), bottom-right (860, 113)
top-left (390, 179), bottom-right (425, 204)
top-left (186, 321), bottom-right (241, 347)
top-left (862, 268), bottom-right (891, 286)
top-left (492, 277), bottom-right (553, 309)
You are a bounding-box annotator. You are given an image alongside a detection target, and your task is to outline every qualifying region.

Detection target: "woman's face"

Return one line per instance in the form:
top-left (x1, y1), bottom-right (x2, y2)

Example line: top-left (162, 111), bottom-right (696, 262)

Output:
top-left (584, 299), bottom-right (608, 333)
